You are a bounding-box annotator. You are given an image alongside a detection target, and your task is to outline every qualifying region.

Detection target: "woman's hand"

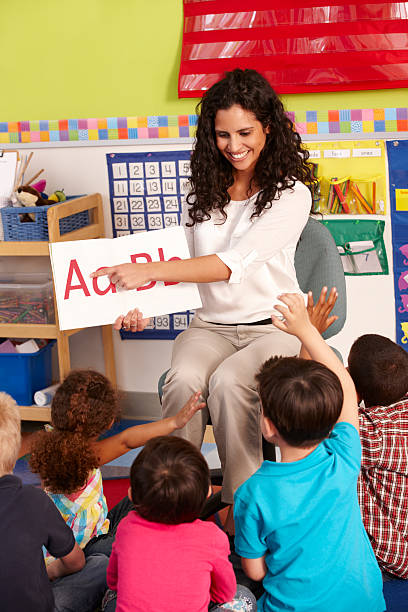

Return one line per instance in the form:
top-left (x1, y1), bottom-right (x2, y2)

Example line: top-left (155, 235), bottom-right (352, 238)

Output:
top-left (173, 391), bottom-right (206, 430)
top-left (114, 309), bottom-right (151, 332)
top-left (307, 286), bottom-right (338, 334)
top-left (90, 263), bottom-right (151, 291)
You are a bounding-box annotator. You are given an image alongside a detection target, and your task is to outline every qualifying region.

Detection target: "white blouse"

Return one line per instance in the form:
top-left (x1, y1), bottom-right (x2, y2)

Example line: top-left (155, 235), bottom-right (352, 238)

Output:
top-left (183, 181), bottom-right (311, 324)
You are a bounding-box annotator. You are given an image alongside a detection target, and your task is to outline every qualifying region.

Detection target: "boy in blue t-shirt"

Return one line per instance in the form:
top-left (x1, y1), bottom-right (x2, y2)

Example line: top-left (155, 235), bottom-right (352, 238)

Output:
top-left (234, 293), bottom-right (385, 612)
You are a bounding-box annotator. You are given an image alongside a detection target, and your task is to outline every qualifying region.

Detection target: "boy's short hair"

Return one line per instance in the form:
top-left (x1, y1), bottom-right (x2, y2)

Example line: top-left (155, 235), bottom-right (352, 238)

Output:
top-left (348, 334), bottom-right (408, 407)
top-left (130, 436), bottom-right (210, 524)
top-left (0, 392), bottom-right (21, 476)
top-left (256, 356), bottom-right (343, 447)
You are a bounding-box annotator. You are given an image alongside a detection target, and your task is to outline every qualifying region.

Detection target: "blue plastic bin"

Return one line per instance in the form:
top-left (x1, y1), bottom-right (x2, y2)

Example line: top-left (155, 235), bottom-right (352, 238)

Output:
top-left (0, 341), bottom-right (55, 405)
top-left (1, 196), bottom-right (89, 241)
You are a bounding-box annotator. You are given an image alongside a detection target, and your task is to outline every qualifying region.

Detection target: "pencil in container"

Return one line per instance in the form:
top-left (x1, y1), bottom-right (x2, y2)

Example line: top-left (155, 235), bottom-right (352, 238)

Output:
top-left (372, 181), bottom-right (376, 213)
top-left (333, 180), bottom-right (350, 214)
top-left (350, 182), bottom-right (373, 213)
top-left (327, 178), bottom-right (337, 213)
top-left (341, 179), bottom-right (351, 213)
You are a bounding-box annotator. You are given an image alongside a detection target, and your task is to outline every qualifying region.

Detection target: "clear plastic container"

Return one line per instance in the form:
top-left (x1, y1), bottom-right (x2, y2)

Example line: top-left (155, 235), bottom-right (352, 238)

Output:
top-left (0, 273), bottom-right (55, 324)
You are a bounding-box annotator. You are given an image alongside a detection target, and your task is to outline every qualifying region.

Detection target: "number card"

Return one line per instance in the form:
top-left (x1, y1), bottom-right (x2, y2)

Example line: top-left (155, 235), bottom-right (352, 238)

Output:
top-left (106, 150), bottom-right (195, 340)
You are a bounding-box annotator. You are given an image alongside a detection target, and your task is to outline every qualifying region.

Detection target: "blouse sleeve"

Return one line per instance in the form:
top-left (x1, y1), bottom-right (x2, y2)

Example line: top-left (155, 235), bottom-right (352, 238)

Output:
top-left (217, 182), bottom-right (311, 284)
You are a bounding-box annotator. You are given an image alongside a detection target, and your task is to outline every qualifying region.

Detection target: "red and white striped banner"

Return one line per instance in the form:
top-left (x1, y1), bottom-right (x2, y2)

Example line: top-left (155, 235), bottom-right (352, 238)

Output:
top-left (179, 0), bottom-right (408, 96)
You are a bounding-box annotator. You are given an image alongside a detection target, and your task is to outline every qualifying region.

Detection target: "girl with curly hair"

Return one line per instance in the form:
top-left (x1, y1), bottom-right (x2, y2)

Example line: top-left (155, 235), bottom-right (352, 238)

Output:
top-left (92, 69), bottom-right (315, 519)
top-left (29, 369), bottom-right (204, 562)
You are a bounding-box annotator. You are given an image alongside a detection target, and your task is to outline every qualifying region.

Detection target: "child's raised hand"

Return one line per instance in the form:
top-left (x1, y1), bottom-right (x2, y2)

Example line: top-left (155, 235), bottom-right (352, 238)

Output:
top-left (307, 287), bottom-right (338, 334)
top-left (272, 293), bottom-right (312, 337)
top-left (174, 391), bottom-right (206, 430)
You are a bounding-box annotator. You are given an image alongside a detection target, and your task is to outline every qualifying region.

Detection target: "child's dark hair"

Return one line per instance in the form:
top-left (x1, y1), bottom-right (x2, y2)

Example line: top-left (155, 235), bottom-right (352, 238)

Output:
top-left (256, 356), bottom-right (343, 447)
top-left (130, 436), bottom-right (210, 524)
top-left (348, 334), bottom-right (408, 407)
top-left (30, 369), bottom-right (120, 494)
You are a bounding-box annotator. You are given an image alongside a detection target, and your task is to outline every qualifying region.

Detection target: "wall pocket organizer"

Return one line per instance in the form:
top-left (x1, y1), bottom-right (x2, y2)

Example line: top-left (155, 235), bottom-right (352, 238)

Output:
top-left (306, 140), bottom-right (386, 215)
top-left (321, 218), bottom-right (388, 276)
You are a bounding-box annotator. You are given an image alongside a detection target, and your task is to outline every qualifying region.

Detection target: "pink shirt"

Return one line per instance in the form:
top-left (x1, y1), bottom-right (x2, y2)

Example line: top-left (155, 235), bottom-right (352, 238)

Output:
top-left (107, 512), bottom-right (236, 612)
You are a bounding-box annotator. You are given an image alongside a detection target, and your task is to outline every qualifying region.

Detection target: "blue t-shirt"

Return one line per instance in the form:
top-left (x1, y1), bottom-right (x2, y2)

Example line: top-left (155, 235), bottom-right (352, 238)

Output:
top-left (234, 423), bottom-right (385, 612)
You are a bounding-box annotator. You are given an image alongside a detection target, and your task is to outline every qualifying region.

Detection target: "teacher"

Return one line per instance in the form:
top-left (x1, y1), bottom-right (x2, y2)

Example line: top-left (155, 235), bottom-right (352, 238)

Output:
top-left (92, 69), bottom-right (314, 508)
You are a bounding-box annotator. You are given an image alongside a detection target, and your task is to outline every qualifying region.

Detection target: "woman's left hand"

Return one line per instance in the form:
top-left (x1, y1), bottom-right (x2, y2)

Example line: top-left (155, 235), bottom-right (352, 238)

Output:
top-left (114, 309), bottom-right (151, 332)
top-left (90, 263), bottom-right (151, 291)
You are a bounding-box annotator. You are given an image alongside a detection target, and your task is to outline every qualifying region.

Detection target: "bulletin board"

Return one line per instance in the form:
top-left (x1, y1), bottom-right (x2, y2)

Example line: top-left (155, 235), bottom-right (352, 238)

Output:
top-left (386, 140), bottom-right (408, 350)
top-left (106, 150), bottom-right (195, 340)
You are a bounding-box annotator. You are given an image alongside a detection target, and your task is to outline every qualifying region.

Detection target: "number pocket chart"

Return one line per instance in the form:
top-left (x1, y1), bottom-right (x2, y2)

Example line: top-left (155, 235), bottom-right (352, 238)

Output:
top-left (106, 150), bottom-right (195, 340)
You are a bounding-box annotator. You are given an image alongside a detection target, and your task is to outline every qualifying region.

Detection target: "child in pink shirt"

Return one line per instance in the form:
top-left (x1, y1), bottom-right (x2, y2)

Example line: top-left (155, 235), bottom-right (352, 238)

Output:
top-left (102, 436), bottom-right (256, 612)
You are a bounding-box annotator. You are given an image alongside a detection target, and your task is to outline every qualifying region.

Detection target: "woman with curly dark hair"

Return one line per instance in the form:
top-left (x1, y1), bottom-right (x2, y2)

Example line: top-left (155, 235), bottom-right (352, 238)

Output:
top-left (29, 369), bottom-right (204, 562)
top-left (92, 69), bottom-right (315, 517)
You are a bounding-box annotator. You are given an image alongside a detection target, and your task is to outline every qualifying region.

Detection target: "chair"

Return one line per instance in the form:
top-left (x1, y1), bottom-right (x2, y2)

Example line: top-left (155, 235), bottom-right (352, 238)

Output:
top-left (158, 217), bottom-right (347, 516)
top-left (295, 216), bottom-right (346, 343)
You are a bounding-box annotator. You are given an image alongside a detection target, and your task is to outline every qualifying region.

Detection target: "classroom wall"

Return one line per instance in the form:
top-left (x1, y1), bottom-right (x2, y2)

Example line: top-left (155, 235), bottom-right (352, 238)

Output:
top-left (0, 2), bottom-right (404, 413)
top-left (0, 1), bottom-right (407, 121)
top-left (0, 142), bottom-right (396, 405)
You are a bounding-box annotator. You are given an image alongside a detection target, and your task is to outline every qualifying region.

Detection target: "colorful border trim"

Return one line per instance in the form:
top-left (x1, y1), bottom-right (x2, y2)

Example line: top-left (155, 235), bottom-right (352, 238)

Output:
top-left (0, 109), bottom-right (407, 144)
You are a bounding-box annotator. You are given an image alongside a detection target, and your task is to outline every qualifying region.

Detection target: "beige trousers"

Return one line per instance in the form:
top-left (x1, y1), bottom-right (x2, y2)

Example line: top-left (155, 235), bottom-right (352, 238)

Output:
top-left (161, 317), bottom-right (300, 504)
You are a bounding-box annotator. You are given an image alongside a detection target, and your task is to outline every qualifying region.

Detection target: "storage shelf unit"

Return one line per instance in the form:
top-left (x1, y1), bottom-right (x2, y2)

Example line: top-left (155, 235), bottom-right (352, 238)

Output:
top-left (0, 193), bottom-right (116, 421)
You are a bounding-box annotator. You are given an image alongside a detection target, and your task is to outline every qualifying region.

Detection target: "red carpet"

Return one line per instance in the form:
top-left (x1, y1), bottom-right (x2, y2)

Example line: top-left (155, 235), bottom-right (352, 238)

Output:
top-left (103, 478), bottom-right (130, 510)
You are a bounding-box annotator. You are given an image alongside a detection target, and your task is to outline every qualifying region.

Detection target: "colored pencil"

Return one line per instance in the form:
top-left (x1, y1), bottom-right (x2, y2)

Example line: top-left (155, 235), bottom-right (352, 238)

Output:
top-left (333, 182), bottom-right (350, 213)
top-left (350, 183), bottom-right (372, 213)
top-left (372, 181), bottom-right (376, 213)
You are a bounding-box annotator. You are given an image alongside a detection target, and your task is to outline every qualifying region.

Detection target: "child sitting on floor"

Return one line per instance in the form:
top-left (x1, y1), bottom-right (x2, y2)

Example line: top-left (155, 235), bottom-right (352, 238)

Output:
top-left (28, 369), bottom-right (204, 562)
top-left (305, 289), bottom-right (408, 582)
top-left (103, 435), bottom-right (256, 612)
top-left (0, 391), bottom-right (108, 612)
top-left (233, 293), bottom-right (385, 612)
top-left (348, 333), bottom-right (408, 580)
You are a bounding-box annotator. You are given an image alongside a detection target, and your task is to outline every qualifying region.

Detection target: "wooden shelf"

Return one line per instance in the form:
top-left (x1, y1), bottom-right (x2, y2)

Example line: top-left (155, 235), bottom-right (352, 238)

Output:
top-left (0, 241), bottom-right (50, 256)
top-left (19, 405), bottom-right (51, 421)
top-left (1, 193), bottom-right (117, 420)
top-left (0, 323), bottom-right (58, 338)
top-left (0, 324), bottom-right (82, 338)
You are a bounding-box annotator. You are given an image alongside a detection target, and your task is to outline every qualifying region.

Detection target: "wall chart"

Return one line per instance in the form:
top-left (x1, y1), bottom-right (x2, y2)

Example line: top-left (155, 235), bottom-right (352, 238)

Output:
top-left (106, 150), bottom-right (195, 340)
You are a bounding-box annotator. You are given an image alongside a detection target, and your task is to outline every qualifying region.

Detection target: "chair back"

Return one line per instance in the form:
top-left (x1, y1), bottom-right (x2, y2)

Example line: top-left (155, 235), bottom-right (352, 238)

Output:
top-left (295, 217), bottom-right (346, 340)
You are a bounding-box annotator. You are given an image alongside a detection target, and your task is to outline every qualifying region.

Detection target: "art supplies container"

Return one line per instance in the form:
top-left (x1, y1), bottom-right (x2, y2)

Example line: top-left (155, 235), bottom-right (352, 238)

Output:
top-left (0, 196), bottom-right (89, 241)
top-left (0, 340), bottom-right (55, 405)
top-left (0, 273), bottom-right (55, 324)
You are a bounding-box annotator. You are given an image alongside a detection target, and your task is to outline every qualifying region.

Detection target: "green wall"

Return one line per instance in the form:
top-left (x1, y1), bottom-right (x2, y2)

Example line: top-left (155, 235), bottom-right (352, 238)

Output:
top-left (1, 0), bottom-right (407, 122)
